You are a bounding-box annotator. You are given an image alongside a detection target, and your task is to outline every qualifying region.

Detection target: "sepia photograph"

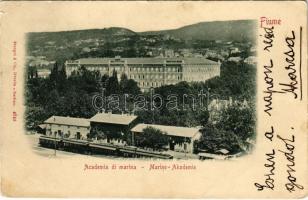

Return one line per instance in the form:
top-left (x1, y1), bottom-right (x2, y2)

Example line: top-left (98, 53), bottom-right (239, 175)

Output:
top-left (0, 1), bottom-right (307, 198)
top-left (25, 19), bottom-right (257, 160)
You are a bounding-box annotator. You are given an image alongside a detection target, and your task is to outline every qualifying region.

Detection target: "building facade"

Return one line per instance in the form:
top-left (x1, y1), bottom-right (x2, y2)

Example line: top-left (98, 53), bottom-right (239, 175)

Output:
top-left (44, 116), bottom-right (90, 140)
top-left (65, 57), bottom-right (221, 91)
top-left (89, 112), bottom-right (138, 145)
top-left (244, 56), bottom-right (257, 65)
top-left (42, 113), bottom-right (202, 154)
top-left (131, 123), bottom-right (201, 153)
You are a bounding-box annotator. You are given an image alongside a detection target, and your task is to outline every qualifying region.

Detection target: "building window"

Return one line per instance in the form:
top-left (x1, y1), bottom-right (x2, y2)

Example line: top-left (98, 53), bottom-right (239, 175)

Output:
top-left (58, 130), bottom-right (62, 137)
top-left (67, 131), bottom-right (71, 137)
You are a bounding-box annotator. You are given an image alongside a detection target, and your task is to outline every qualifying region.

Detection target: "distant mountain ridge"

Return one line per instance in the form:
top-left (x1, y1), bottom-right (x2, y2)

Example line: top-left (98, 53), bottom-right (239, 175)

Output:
top-left (26, 20), bottom-right (256, 62)
top-left (28, 20), bottom-right (256, 43)
top-left (28, 27), bottom-right (137, 44)
top-left (140, 20), bottom-right (257, 42)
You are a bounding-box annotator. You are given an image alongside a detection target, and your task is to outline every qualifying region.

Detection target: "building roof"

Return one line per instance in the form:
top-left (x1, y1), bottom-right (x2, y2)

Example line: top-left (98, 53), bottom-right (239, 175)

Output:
top-left (198, 152), bottom-right (229, 160)
top-left (44, 116), bottom-right (90, 127)
top-left (131, 123), bottom-right (201, 138)
top-left (90, 113), bottom-right (138, 125)
top-left (67, 57), bottom-right (218, 66)
top-left (38, 124), bottom-right (46, 129)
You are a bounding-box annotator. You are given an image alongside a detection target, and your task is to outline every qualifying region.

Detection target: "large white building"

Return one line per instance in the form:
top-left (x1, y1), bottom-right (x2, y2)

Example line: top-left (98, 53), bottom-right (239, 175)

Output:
top-left (65, 57), bottom-right (221, 91)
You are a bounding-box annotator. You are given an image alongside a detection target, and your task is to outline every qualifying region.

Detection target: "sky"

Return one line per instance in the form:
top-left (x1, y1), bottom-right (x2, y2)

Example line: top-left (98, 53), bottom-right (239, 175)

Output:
top-left (2, 1), bottom-right (258, 33)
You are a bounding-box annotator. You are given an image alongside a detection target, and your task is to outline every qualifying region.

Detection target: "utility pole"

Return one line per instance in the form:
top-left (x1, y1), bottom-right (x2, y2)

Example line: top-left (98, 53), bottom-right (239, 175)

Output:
top-left (207, 87), bottom-right (210, 111)
top-left (184, 137), bottom-right (187, 159)
top-left (132, 132), bottom-right (135, 146)
top-left (54, 132), bottom-right (57, 156)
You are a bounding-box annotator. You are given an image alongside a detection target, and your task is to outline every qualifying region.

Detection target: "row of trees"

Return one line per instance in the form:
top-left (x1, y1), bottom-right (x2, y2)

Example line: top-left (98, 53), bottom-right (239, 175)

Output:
top-left (25, 62), bottom-right (141, 130)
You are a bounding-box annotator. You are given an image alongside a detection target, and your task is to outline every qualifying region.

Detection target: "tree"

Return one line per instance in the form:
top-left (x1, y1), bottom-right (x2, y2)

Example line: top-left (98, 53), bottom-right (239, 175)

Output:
top-left (197, 124), bottom-right (242, 154)
top-left (57, 64), bottom-right (67, 94)
top-left (106, 69), bottom-right (120, 95)
top-left (135, 127), bottom-right (169, 151)
top-left (49, 61), bottom-right (59, 89)
top-left (48, 61), bottom-right (68, 93)
top-left (217, 105), bottom-right (255, 142)
top-left (101, 74), bottom-right (109, 88)
top-left (122, 79), bottom-right (141, 95)
top-left (196, 109), bottom-right (210, 127)
top-left (44, 89), bottom-right (62, 115)
top-left (25, 105), bottom-right (50, 130)
top-left (119, 73), bottom-right (128, 93)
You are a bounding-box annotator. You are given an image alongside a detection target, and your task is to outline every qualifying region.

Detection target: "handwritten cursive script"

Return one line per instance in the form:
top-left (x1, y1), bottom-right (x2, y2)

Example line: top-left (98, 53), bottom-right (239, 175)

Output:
top-left (255, 149), bottom-right (276, 191)
top-left (277, 133), bottom-right (304, 192)
top-left (279, 31), bottom-right (298, 99)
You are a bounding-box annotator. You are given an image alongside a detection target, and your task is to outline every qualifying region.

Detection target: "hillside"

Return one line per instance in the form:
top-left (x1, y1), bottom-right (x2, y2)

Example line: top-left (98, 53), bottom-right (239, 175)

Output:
top-left (141, 20), bottom-right (256, 42)
top-left (27, 27), bottom-right (137, 49)
top-left (27, 20), bottom-right (256, 46)
top-left (26, 20), bottom-right (256, 63)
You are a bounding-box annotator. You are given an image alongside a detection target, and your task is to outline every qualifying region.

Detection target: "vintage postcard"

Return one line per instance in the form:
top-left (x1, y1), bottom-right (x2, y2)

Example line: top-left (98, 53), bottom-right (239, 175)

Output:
top-left (0, 1), bottom-right (307, 198)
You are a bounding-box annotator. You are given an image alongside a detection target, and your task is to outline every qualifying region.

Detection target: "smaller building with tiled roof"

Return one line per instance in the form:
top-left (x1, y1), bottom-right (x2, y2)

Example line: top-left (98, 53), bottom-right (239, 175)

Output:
top-left (131, 123), bottom-right (201, 153)
top-left (89, 113), bottom-right (138, 143)
top-left (44, 116), bottom-right (90, 140)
